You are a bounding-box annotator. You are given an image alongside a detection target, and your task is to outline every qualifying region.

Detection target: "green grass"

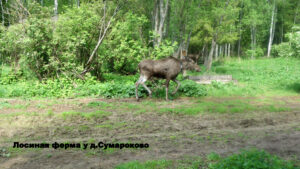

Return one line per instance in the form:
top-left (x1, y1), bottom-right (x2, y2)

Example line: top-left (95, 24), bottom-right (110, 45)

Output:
top-left (159, 99), bottom-right (289, 115)
top-left (95, 121), bottom-right (127, 129)
top-left (188, 57), bottom-right (300, 97)
top-left (61, 110), bottom-right (112, 120)
top-left (115, 149), bottom-right (299, 169)
top-left (0, 101), bottom-right (29, 109)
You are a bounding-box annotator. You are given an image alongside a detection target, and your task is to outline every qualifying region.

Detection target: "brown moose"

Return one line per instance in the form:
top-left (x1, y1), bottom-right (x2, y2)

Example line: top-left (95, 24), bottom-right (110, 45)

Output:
top-left (135, 56), bottom-right (201, 101)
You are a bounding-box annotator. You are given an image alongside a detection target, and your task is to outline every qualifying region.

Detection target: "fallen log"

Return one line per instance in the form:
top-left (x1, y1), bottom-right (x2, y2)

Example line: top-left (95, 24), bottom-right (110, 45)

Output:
top-left (188, 75), bottom-right (237, 84)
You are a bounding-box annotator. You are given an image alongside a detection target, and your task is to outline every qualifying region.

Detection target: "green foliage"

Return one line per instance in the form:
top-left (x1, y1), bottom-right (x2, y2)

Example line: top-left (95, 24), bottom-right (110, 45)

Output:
top-left (245, 47), bottom-right (264, 58)
top-left (272, 42), bottom-right (293, 57)
top-left (22, 14), bottom-right (54, 79)
top-left (151, 40), bottom-right (177, 59)
top-left (53, 3), bottom-right (102, 77)
top-left (286, 27), bottom-right (300, 58)
top-left (178, 80), bottom-right (207, 97)
top-left (102, 12), bottom-right (149, 73)
top-left (272, 27), bottom-right (300, 58)
top-left (209, 149), bottom-right (296, 169)
top-left (0, 24), bottom-right (25, 65)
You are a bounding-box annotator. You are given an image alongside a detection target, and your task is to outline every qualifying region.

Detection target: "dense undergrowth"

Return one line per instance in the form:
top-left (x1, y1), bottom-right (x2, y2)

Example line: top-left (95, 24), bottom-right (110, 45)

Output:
top-left (0, 57), bottom-right (300, 98)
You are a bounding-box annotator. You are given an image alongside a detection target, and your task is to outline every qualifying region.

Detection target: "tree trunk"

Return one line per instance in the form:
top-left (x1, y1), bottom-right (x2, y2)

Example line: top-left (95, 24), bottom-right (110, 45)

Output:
top-left (228, 43), bottom-right (231, 58)
top-left (238, 33), bottom-right (241, 58)
top-left (204, 39), bottom-right (216, 70)
top-left (186, 31), bottom-right (192, 54)
top-left (164, 1), bottom-right (171, 38)
top-left (267, 1), bottom-right (276, 57)
top-left (250, 26), bottom-right (256, 59)
top-left (294, 1), bottom-right (300, 26)
top-left (77, 0), bottom-right (80, 8)
top-left (224, 43), bottom-right (227, 57)
top-left (237, 0), bottom-right (244, 58)
top-left (215, 44), bottom-right (218, 60)
top-left (81, 3), bottom-right (120, 76)
top-left (154, 0), bottom-right (169, 47)
top-left (54, 0), bottom-right (58, 16)
top-left (280, 16), bottom-right (283, 43)
top-left (153, 0), bottom-right (159, 47)
top-left (0, 0), bottom-right (4, 26)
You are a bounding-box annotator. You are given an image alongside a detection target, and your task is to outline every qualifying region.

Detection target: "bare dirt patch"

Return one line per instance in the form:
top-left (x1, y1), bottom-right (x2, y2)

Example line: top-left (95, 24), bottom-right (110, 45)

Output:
top-left (0, 96), bottom-right (300, 169)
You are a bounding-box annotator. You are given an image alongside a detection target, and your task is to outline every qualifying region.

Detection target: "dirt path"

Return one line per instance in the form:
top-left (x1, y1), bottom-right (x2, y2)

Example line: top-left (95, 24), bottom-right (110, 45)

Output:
top-left (0, 96), bottom-right (299, 169)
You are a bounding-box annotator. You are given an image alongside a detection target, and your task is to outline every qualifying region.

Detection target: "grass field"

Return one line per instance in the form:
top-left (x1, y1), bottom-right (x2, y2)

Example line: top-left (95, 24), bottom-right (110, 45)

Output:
top-left (0, 57), bottom-right (300, 168)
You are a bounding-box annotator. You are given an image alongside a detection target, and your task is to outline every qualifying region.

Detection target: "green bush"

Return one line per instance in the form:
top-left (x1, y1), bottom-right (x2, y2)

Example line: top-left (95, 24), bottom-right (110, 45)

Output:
top-left (179, 80), bottom-right (207, 97)
top-left (245, 47), bottom-right (264, 58)
top-left (272, 42), bottom-right (293, 58)
top-left (273, 27), bottom-right (300, 58)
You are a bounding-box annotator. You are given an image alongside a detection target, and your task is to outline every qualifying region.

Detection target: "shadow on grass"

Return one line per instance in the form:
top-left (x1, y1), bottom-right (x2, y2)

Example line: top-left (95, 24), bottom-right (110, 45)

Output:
top-left (287, 83), bottom-right (300, 93)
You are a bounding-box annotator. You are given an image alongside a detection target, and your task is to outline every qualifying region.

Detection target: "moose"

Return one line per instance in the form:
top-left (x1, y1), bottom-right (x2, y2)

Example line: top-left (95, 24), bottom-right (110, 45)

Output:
top-left (135, 56), bottom-right (201, 101)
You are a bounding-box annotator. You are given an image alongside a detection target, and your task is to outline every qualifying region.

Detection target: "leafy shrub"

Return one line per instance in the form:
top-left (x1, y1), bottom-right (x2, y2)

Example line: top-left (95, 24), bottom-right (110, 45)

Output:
top-left (245, 47), bottom-right (264, 58)
top-left (272, 42), bottom-right (293, 58)
top-left (101, 12), bottom-right (149, 74)
top-left (151, 40), bottom-right (178, 59)
top-left (209, 149), bottom-right (296, 169)
top-left (179, 80), bottom-right (207, 97)
top-left (273, 27), bottom-right (300, 58)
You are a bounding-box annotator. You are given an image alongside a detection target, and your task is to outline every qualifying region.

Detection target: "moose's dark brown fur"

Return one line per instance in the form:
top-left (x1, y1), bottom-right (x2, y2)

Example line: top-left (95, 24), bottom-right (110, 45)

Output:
top-left (135, 56), bottom-right (201, 101)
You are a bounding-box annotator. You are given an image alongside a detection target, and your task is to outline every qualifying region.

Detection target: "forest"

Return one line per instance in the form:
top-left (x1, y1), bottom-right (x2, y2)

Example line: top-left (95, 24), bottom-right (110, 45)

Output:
top-left (0, 0), bottom-right (300, 168)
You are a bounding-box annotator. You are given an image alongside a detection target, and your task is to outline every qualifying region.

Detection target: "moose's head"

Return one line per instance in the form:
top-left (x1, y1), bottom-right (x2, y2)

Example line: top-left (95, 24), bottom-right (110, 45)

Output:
top-left (182, 58), bottom-right (201, 72)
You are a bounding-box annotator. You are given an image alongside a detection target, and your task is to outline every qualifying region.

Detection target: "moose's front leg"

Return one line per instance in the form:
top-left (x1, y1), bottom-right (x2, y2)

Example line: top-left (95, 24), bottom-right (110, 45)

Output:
top-left (165, 79), bottom-right (170, 101)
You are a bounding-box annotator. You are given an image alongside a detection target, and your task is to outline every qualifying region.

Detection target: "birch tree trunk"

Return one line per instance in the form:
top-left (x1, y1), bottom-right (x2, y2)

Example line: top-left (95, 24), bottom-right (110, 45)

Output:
top-left (153, 0), bottom-right (169, 47)
top-left (153, 0), bottom-right (159, 47)
top-left (81, 3), bottom-right (120, 77)
top-left (237, 0), bottom-right (244, 58)
top-left (54, 0), bottom-right (58, 16)
top-left (215, 44), bottom-right (219, 60)
top-left (77, 0), bottom-right (80, 8)
top-left (204, 39), bottom-right (216, 70)
top-left (250, 26), bottom-right (256, 59)
top-left (267, 1), bottom-right (276, 57)
top-left (228, 43), bottom-right (231, 57)
top-left (224, 43), bottom-right (227, 57)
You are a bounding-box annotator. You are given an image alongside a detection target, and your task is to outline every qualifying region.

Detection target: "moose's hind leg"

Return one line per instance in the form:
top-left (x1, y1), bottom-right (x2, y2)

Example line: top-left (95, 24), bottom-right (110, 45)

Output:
top-left (172, 79), bottom-right (181, 95)
top-left (136, 75), bottom-right (152, 100)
